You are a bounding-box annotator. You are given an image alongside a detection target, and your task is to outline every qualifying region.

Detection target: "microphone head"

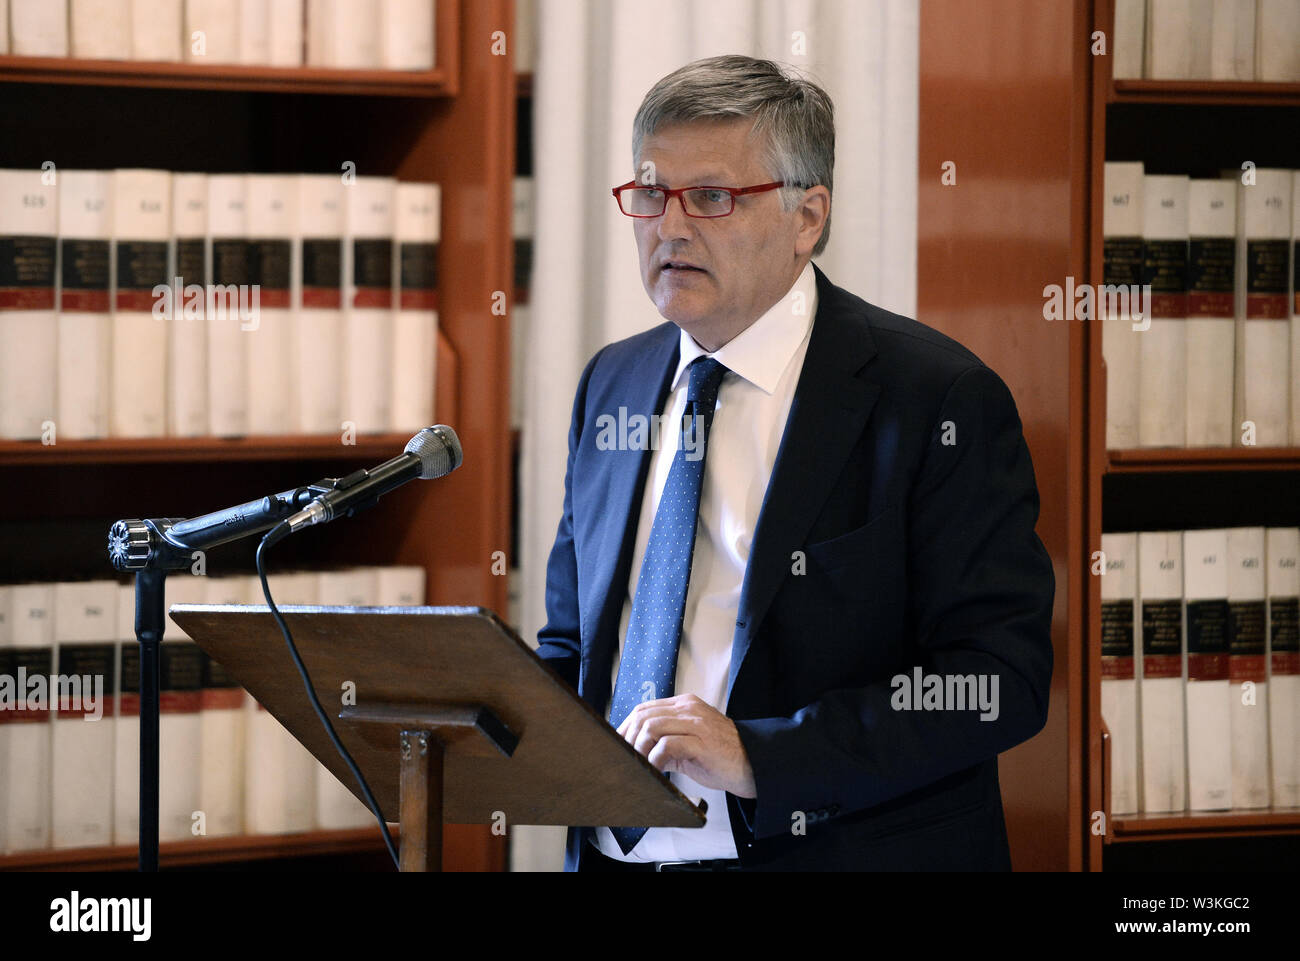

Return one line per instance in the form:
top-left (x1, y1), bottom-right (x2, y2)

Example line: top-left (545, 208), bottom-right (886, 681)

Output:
top-left (405, 425), bottom-right (464, 479)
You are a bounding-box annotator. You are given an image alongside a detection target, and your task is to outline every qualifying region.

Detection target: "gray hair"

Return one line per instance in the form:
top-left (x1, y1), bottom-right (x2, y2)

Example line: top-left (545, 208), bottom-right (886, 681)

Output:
top-left (632, 55), bottom-right (835, 256)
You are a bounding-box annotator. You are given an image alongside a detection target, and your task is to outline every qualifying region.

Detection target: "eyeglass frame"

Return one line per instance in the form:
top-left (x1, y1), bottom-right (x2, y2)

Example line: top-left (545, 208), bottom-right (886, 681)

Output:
top-left (611, 180), bottom-right (808, 219)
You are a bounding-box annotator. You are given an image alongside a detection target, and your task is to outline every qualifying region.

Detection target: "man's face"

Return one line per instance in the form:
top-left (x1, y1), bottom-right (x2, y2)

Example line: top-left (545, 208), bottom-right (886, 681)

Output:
top-left (633, 118), bottom-right (805, 350)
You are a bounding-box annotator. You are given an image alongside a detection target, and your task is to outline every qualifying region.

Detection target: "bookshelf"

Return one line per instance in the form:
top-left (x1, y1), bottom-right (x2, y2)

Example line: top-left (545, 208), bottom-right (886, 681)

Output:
top-left (0, 0), bottom-right (513, 872)
top-left (920, 0), bottom-right (1300, 871)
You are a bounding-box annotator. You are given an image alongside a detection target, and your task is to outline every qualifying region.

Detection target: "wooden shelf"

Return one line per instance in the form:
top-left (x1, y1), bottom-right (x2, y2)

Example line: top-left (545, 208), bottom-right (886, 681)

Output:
top-left (0, 54), bottom-right (453, 97)
top-left (1110, 78), bottom-right (1300, 106)
top-left (0, 434), bottom-right (421, 467)
top-left (1107, 447), bottom-right (1300, 473)
top-left (1110, 808), bottom-right (1300, 843)
top-left (1, 827), bottom-right (396, 871)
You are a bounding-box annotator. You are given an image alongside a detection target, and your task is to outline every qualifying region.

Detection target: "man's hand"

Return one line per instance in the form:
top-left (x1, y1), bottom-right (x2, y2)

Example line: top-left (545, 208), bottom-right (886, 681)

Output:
top-left (616, 693), bottom-right (757, 798)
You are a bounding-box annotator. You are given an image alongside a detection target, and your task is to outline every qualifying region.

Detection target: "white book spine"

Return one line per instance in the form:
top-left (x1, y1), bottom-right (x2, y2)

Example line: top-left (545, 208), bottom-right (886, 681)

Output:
top-left (0, 0), bottom-right (8, 54)
top-left (238, 0), bottom-right (270, 64)
top-left (295, 174), bottom-right (344, 434)
top-left (130, 0), bottom-right (183, 61)
top-left (157, 576), bottom-right (206, 842)
top-left (185, 0), bottom-right (240, 63)
top-left (1139, 531), bottom-right (1186, 813)
top-left (71, 0), bottom-right (131, 59)
top-left (10, 0), bottom-right (69, 57)
top-left (1139, 175), bottom-right (1190, 447)
top-left (1226, 527), bottom-right (1270, 808)
top-left (1102, 162), bottom-right (1144, 449)
top-left (381, 0), bottom-right (435, 70)
top-left (1210, 0), bottom-right (1256, 79)
top-left (111, 169), bottom-right (171, 437)
top-left (1266, 528), bottom-right (1300, 807)
top-left (1183, 528), bottom-right (1232, 811)
top-left (1235, 169), bottom-right (1292, 447)
top-left (1291, 171), bottom-right (1300, 445)
top-left (1186, 0), bottom-right (1214, 78)
top-left (514, 0), bottom-right (534, 73)
top-left (0, 168), bottom-right (58, 441)
top-left (207, 174), bottom-right (251, 437)
top-left (246, 174), bottom-right (296, 435)
top-left (392, 182), bottom-right (438, 432)
top-left (57, 171), bottom-right (114, 440)
top-left (113, 583), bottom-right (139, 845)
top-left (50, 581), bottom-right (117, 849)
top-left (267, 0), bottom-right (302, 65)
top-left (375, 565), bottom-right (426, 605)
top-left (1185, 179), bottom-right (1236, 447)
top-left (4, 584), bottom-right (54, 852)
top-left (1255, 0), bottom-right (1300, 80)
top-left (1146, 0), bottom-right (1193, 78)
top-left (1101, 533), bottom-right (1140, 815)
top-left (343, 177), bottom-right (395, 434)
top-left (198, 576), bottom-right (248, 838)
top-left (169, 173), bottom-right (209, 437)
top-left (310, 0), bottom-right (380, 68)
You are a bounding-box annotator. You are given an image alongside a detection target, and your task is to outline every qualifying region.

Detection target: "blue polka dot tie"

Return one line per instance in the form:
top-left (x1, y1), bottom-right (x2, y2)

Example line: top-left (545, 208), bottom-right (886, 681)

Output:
top-left (608, 356), bottom-right (728, 854)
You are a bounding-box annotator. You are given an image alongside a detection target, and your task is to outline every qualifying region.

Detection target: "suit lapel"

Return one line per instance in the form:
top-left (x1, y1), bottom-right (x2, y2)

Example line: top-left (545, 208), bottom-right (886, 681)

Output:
top-left (727, 266), bottom-right (881, 702)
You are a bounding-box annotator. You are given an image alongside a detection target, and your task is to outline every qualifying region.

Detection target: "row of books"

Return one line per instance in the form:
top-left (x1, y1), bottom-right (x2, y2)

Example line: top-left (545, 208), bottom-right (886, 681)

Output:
top-left (0, 168), bottom-right (440, 440)
top-left (1101, 528), bottom-right (1299, 815)
top-left (1112, 0), bottom-right (1300, 81)
top-left (0, 0), bottom-right (436, 70)
top-left (1101, 163), bottom-right (1299, 449)
top-left (0, 566), bottom-right (425, 853)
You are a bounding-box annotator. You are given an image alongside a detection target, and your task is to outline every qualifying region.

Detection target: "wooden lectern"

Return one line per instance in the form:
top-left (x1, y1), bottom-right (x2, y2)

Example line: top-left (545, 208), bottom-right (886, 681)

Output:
top-left (170, 604), bottom-right (706, 871)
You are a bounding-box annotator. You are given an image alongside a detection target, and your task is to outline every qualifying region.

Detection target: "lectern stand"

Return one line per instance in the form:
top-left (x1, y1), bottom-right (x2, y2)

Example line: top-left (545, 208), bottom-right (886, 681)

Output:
top-left (170, 604), bottom-right (705, 871)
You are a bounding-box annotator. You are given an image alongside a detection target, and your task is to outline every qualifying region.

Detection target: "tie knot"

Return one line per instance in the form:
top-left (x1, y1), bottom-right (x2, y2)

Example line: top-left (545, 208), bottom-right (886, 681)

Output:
top-left (686, 356), bottom-right (727, 406)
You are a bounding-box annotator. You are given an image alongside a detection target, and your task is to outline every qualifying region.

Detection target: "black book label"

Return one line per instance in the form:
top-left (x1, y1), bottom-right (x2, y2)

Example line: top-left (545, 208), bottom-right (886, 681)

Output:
top-left (1188, 237), bottom-right (1234, 317)
top-left (160, 641), bottom-right (203, 713)
top-left (211, 238), bottom-right (250, 287)
top-left (1142, 599), bottom-right (1183, 655)
top-left (1271, 597), bottom-right (1299, 652)
top-left (249, 238), bottom-right (291, 308)
top-left (1293, 239), bottom-right (1299, 314)
top-left (353, 238), bottom-right (393, 307)
top-left (1246, 238), bottom-right (1289, 318)
top-left (3, 648), bottom-right (54, 720)
top-left (1228, 600), bottom-right (1267, 656)
top-left (399, 240), bottom-right (438, 310)
top-left (0, 235), bottom-right (57, 310)
top-left (55, 642), bottom-right (117, 716)
top-left (176, 238), bottom-right (206, 289)
top-left (1101, 599), bottom-right (1135, 657)
top-left (115, 239), bottom-right (167, 311)
top-left (1103, 237), bottom-right (1143, 288)
top-left (1142, 239), bottom-right (1188, 318)
top-left (1187, 598), bottom-right (1230, 654)
top-left (59, 238), bottom-right (110, 313)
top-left (514, 237), bottom-right (534, 295)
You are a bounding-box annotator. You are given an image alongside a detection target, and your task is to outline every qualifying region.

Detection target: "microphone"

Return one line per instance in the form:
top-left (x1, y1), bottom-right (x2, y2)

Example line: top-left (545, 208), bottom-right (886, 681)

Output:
top-left (285, 425), bottom-right (463, 533)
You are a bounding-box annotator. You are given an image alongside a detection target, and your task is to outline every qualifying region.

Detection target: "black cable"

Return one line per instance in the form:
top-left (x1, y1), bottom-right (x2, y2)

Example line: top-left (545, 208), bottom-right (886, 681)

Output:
top-left (256, 521), bottom-right (400, 869)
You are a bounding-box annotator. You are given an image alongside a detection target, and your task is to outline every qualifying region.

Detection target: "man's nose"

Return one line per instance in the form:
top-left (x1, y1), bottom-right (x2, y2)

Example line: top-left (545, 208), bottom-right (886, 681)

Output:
top-left (656, 193), bottom-right (694, 241)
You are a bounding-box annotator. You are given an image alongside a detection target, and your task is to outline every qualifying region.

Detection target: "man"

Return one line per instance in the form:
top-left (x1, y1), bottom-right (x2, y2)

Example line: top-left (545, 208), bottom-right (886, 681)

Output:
top-left (535, 55), bottom-right (1054, 871)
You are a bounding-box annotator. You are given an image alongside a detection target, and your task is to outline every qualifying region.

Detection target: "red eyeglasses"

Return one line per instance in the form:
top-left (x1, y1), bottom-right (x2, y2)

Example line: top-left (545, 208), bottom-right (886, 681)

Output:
top-left (611, 180), bottom-right (796, 218)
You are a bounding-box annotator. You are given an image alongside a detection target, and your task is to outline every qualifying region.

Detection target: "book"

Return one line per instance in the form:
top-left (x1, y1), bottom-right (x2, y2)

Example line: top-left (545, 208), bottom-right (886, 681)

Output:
top-left (237, 0), bottom-right (270, 64)
top-left (198, 576), bottom-right (248, 838)
top-left (1226, 527), bottom-right (1270, 809)
top-left (1255, 0), bottom-right (1300, 81)
top-left (1102, 162), bottom-right (1144, 449)
top-left (207, 174), bottom-right (251, 437)
top-left (1139, 531), bottom-right (1186, 813)
top-left (3, 584), bottom-right (54, 852)
top-left (1183, 528), bottom-right (1231, 811)
top-left (381, 0), bottom-right (435, 70)
top-left (375, 565), bottom-right (426, 605)
top-left (1234, 168), bottom-right (1292, 447)
top-left (57, 170), bottom-right (114, 440)
top-left (392, 182), bottom-right (439, 432)
top-left (515, 0), bottom-right (535, 73)
top-left (113, 582), bottom-right (139, 845)
top-left (169, 173), bottom-right (209, 437)
top-left (1292, 171), bottom-right (1300, 445)
top-left (1140, 174), bottom-right (1190, 447)
top-left (50, 580), bottom-right (117, 849)
top-left (129, 0), bottom-right (183, 62)
top-left (1101, 533), bottom-right (1140, 815)
top-left (10, 0), bottom-right (69, 57)
top-left (0, 1), bottom-right (8, 55)
top-left (185, 0), bottom-right (240, 64)
top-left (1185, 179), bottom-right (1235, 447)
top-left (268, 0), bottom-right (303, 66)
top-left (295, 175), bottom-right (344, 434)
top-left (1209, 0), bottom-right (1256, 80)
top-left (158, 575), bottom-right (205, 842)
top-left (246, 174), bottom-right (296, 435)
top-left (111, 169), bottom-right (170, 437)
top-left (342, 177), bottom-right (395, 434)
top-left (1146, 0), bottom-right (1201, 78)
top-left (70, 0), bottom-right (131, 60)
top-left (0, 167), bottom-right (58, 441)
top-left (1266, 527), bottom-right (1299, 807)
top-left (306, 0), bottom-right (380, 68)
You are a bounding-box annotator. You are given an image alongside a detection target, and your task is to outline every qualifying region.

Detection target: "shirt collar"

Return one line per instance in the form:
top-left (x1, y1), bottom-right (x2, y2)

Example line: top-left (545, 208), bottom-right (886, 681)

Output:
top-left (670, 260), bottom-right (818, 396)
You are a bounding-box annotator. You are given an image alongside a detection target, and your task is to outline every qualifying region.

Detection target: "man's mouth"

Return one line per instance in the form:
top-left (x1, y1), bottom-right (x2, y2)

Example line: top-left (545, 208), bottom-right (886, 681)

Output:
top-left (661, 262), bottom-right (707, 273)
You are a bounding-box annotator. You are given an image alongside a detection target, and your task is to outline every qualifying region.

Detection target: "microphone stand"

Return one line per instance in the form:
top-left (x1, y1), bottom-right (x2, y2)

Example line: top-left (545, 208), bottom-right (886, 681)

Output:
top-left (108, 480), bottom-right (338, 872)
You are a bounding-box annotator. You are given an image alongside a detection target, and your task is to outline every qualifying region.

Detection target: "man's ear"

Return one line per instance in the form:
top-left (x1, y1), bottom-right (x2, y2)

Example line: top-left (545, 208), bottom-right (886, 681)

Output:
top-left (794, 186), bottom-right (830, 257)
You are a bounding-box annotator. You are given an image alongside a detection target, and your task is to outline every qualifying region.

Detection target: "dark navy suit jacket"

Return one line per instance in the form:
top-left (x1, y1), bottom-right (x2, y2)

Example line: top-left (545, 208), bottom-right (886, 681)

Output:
top-left (535, 264), bottom-right (1054, 870)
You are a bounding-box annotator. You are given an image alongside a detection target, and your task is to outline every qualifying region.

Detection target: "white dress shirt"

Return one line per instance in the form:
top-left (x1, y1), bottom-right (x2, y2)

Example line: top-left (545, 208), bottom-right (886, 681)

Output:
top-left (595, 261), bottom-right (819, 862)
